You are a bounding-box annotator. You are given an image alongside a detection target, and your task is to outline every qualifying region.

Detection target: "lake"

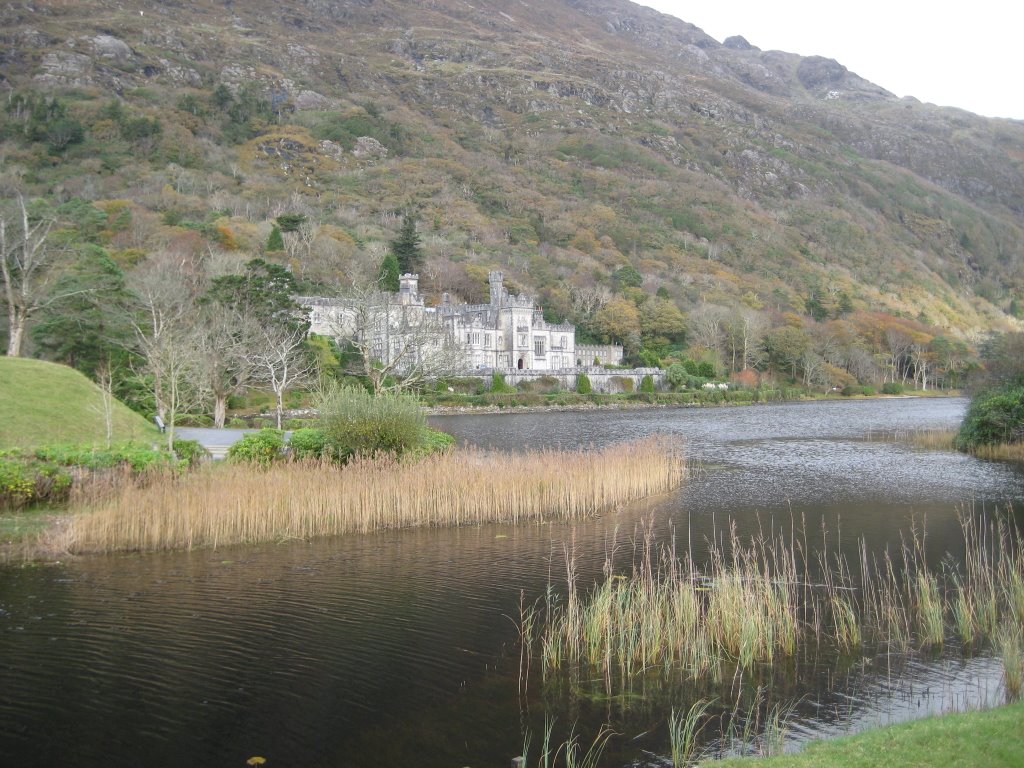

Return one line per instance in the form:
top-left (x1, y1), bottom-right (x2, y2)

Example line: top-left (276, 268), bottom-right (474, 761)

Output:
top-left (1, 397), bottom-right (1022, 767)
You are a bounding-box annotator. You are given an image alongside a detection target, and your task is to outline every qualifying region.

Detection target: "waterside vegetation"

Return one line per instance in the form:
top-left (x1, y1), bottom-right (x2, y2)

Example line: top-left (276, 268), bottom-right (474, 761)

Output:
top-left (529, 516), bottom-right (1024, 698)
top-left (54, 436), bottom-right (684, 553)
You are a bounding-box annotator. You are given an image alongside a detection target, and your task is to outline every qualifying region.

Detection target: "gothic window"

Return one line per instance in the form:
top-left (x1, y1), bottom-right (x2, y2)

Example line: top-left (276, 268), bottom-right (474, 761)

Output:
top-left (534, 337), bottom-right (545, 356)
top-left (518, 333), bottom-right (527, 347)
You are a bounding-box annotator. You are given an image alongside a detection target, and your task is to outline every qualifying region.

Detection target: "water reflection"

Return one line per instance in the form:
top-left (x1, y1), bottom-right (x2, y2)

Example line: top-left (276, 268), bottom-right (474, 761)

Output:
top-left (0, 398), bottom-right (1021, 767)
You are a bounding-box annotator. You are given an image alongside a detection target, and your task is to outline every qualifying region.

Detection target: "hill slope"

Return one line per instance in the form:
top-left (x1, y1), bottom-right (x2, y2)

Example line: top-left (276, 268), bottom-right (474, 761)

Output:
top-left (0, 358), bottom-right (155, 449)
top-left (0, 0), bottom-right (1022, 374)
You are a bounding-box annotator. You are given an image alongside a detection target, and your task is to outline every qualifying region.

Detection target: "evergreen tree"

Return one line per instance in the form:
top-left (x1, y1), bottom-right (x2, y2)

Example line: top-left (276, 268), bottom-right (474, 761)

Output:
top-left (378, 251), bottom-right (400, 292)
top-left (266, 225), bottom-right (284, 252)
top-left (390, 211), bottom-right (423, 274)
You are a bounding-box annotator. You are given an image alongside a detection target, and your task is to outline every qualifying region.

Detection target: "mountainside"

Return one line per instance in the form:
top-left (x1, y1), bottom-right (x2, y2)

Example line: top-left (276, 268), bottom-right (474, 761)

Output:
top-left (1, 0), bottom-right (1023, 372)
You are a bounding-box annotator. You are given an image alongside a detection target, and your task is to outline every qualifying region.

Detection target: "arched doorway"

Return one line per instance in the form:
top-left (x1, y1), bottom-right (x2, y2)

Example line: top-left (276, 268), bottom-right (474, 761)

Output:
top-left (517, 357), bottom-right (524, 370)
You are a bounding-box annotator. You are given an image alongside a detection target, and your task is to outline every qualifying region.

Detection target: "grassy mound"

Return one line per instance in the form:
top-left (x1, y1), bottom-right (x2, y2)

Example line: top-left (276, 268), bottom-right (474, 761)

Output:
top-left (0, 357), bottom-right (155, 449)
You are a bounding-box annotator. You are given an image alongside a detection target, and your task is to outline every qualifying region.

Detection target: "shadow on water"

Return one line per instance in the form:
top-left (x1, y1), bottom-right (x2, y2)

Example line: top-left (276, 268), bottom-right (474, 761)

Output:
top-left (1, 398), bottom-right (1022, 767)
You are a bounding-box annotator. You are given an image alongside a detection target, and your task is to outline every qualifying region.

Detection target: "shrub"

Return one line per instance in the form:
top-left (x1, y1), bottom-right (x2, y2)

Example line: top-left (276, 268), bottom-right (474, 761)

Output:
top-left (666, 363), bottom-right (687, 390)
top-left (32, 444), bottom-right (170, 472)
top-left (227, 429), bottom-right (286, 464)
top-left (576, 373), bottom-right (592, 394)
top-left (640, 374), bottom-right (655, 393)
top-left (0, 455), bottom-right (72, 509)
top-left (697, 361), bottom-right (716, 378)
top-left (882, 382), bottom-right (905, 395)
top-left (409, 428), bottom-right (456, 458)
top-left (491, 372), bottom-right (514, 393)
top-left (288, 428), bottom-right (330, 460)
top-left (956, 385), bottom-right (1024, 450)
top-left (172, 439), bottom-right (209, 467)
top-left (319, 384), bottom-right (426, 461)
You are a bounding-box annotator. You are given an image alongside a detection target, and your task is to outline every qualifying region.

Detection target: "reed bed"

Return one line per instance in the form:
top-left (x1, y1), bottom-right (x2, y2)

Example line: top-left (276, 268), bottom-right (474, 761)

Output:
top-left (534, 516), bottom-right (1024, 698)
top-left (55, 437), bottom-right (685, 554)
top-left (892, 427), bottom-right (1024, 463)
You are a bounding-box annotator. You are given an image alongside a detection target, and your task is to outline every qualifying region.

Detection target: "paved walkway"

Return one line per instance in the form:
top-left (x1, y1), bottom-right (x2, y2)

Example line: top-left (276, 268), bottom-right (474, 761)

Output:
top-left (175, 427), bottom-right (255, 460)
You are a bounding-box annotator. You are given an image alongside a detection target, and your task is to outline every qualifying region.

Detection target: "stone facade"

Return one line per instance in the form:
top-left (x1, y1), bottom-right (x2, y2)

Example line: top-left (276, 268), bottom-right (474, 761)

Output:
top-left (301, 271), bottom-right (623, 374)
top-left (438, 271), bottom-right (577, 371)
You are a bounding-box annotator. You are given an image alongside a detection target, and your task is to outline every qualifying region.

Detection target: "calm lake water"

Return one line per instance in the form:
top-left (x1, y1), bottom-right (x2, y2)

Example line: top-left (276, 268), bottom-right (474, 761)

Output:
top-left (2, 398), bottom-right (1023, 767)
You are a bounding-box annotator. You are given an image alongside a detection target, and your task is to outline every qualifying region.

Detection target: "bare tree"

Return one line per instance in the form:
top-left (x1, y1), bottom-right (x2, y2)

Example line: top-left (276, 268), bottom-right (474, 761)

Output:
top-left (723, 308), bottom-right (767, 372)
top-left (687, 304), bottom-right (729, 364)
top-left (1, 196), bottom-right (89, 356)
top-left (150, 324), bottom-right (208, 450)
top-left (127, 252), bottom-right (203, 443)
top-left (196, 304), bottom-right (261, 428)
top-left (90, 358), bottom-right (116, 449)
top-left (247, 323), bottom-right (314, 429)
top-left (328, 285), bottom-right (466, 396)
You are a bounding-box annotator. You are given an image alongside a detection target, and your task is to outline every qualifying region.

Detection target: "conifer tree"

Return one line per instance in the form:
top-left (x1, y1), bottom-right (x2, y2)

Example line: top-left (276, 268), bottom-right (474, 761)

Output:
top-left (390, 211), bottom-right (423, 274)
top-left (378, 251), bottom-right (400, 292)
top-left (266, 225), bottom-right (284, 252)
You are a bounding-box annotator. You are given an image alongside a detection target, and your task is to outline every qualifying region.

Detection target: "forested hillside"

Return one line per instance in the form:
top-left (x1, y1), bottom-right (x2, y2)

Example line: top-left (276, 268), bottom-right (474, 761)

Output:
top-left (2, 0), bottom-right (1023, 407)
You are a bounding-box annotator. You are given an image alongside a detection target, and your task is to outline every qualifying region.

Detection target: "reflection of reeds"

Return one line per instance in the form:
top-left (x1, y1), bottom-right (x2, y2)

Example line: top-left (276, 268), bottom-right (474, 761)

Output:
top-left (58, 437), bottom-right (685, 553)
top-left (536, 515), bottom-right (1024, 693)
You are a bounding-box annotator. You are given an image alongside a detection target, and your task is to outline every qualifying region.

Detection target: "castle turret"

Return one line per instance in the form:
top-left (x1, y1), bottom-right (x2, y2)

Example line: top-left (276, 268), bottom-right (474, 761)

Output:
top-left (488, 270), bottom-right (504, 307)
top-left (399, 273), bottom-right (419, 305)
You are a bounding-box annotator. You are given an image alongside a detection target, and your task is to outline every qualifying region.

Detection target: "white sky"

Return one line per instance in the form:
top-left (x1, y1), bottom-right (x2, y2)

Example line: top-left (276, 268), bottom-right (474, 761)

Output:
top-left (639, 1), bottom-right (1023, 120)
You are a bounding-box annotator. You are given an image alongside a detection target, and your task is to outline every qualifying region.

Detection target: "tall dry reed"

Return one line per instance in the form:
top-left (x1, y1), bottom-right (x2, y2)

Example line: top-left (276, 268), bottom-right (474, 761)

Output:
top-left (56, 437), bottom-right (685, 553)
top-left (536, 514), bottom-right (1024, 694)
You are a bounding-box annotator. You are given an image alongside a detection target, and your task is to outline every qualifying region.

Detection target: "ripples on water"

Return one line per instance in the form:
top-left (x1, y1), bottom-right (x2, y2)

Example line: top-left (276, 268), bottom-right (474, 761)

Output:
top-left (1, 398), bottom-right (1023, 767)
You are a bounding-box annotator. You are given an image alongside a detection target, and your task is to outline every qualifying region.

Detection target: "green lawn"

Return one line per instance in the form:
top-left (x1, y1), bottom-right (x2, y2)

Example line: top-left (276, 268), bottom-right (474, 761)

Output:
top-left (0, 357), bottom-right (156, 449)
top-left (705, 700), bottom-right (1024, 768)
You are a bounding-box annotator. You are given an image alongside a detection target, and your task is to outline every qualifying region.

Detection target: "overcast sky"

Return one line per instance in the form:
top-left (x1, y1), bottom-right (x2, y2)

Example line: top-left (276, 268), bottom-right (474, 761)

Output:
top-left (638, 1), bottom-right (1023, 120)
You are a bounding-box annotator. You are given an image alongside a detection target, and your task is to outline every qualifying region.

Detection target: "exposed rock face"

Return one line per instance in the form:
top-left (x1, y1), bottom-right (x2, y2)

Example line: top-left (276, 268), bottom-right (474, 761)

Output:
top-left (796, 56), bottom-right (848, 91)
top-left (293, 90), bottom-right (334, 110)
top-left (723, 35), bottom-right (758, 51)
top-left (34, 52), bottom-right (94, 87)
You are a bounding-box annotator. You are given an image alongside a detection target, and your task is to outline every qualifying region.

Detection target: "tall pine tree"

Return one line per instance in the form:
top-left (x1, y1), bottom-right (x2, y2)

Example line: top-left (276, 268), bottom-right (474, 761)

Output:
top-left (390, 211), bottom-right (423, 274)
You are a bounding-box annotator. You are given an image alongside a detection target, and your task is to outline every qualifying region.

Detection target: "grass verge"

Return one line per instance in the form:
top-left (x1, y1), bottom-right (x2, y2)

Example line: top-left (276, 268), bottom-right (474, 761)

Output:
top-left (704, 699), bottom-right (1024, 768)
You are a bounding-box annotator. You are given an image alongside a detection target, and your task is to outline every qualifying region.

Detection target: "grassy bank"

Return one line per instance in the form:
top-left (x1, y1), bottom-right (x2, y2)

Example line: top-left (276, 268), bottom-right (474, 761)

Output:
top-left (54, 436), bottom-right (684, 553)
top-left (0, 357), bottom-right (155, 449)
top-left (705, 699), bottom-right (1024, 768)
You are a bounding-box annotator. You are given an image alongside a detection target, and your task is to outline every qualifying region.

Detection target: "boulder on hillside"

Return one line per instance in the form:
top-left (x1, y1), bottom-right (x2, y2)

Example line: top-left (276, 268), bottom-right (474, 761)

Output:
top-left (723, 35), bottom-right (758, 51)
top-left (90, 34), bottom-right (133, 60)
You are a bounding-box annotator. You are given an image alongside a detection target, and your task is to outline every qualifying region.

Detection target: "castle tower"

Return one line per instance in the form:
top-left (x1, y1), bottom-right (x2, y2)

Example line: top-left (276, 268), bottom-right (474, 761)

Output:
top-left (399, 273), bottom-right (419, 305)
top-left (488, 270), bottom-right (504, 307)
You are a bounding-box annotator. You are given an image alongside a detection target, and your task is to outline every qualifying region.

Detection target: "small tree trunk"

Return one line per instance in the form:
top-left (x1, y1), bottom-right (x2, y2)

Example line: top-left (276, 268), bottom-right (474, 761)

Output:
top-left (214, 394), bottom-right (227, 429)
top-left (275, 389), bottom-right (284, 429)
top-left (6, 315), bottom-right (24, 357)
